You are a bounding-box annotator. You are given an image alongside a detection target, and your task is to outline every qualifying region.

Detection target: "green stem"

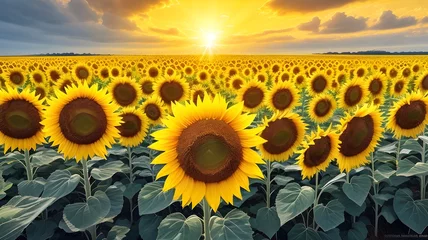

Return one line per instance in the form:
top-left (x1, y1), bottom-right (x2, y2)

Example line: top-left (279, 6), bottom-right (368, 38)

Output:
top-left (266, 159), bottom-right (271, 208)
top-left (396, 137), bottom-right (401, 168)
top-left (203, 199), bottom-right (211, 240)
top-left (421, 138), bottom-right (426, 200)
top-left (127, 146), bottom-right (134, 224)
top-left (313, 172), bottom-right (318, 228)
top-left (24, 149), bottom-right (33, 181)
top-left (82, 159), bottom-right (97, 240)
top-left (346, 171), bottom-right (350, 183)
top-left (371, 152), bottom-right (379, 237)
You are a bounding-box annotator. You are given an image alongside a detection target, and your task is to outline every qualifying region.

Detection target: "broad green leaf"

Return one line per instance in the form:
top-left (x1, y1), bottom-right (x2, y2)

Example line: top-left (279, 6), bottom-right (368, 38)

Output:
top-left (318, 228), bottom-right (341, 240)
top-left (273, 175), bottom-right (294, 186)
top-left (342, 175), bottom-right (371, 206)
top-left (139, 214), bottom-right (163, 240)
top-left (377, 142), bottom-right (397, 154)
top-left (91, 161), bottom-right (125, 181)
top-left (138, 181), bottom-right (174, 215)
top-left (157, 213), bottom-right (202, 240)
top-left (347, 221), bottom-right (367, 240)
top-left (63, 191), bottom-right (111, 231)
top-left (373, 193), bottom-right (394, 206)
top-left (254, 207), bottom-right (280, 239)
top-left (276, 183), bottom-right (315, 226)
top-left (381, 204), bottom-right (397, 224)
top-left (31, 149), bottom-right (63, 167)
top-left (132, 156), bottom-right (151, 169)
top-left (18, 178), bottom-right (45, 197)
top-left (333, 191), bottom-right (366, 217)
top-left (314, 199), bottom-right (345, 232)
top-left (0, 176), bottom-right (13, 200)
top-left (418, 135), bottom-right (428, 145)
top-left (387, 175), bottom-right (409, 186)
top-left (0, 196), bottom-right (55, 240)
top-left (374, 151), bottom-right (396, 163)
top-left (123, 183), bottom-right (142, 200)
top-left (320, 173), bottom-right (346, 189)
top-left (288, 224), bottom-right (321, 240)
top-left (234, 186), bottom-right (258, 208)
top-left (397, 160), bottom-right (428, 177)
top-left (26, 220), bottom-right (57, 240)
top-left (107, 225), bottom-right (130, 240)
top-left (104, 185), bottom-right (124, 219)
top-left (42, 170), bottom-right (80, 199)
top-left (400, 139), bottom-right (422, 154)
top-left (374, 164), bottom-right (396, 182)
top-left (271, 162), bottom-right (301, 172)
top-left (393, 188), bottom-right (428, 234)
top-left (108, 146), bottom-right (128, 156)
top-left (210, 209), bottom-right (253, 240)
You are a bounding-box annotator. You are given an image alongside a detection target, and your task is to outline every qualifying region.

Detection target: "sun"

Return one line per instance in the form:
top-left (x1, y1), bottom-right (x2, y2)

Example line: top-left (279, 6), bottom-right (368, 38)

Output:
top-left (204, 32), bottom-right (217, 49)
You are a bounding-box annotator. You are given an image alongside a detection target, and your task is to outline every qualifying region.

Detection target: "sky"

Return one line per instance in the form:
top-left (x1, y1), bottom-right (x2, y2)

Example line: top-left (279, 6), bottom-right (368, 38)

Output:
top-left (0, 0), bottom-right (427, 55)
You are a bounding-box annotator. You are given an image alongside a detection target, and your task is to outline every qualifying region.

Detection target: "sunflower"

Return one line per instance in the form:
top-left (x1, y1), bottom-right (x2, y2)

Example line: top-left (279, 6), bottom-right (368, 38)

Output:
top-left (336, 105), bottom-right (383, 172)
top-left (390, 76), bottom-right (408, 97)
top-left (72, 63), bottom-right (93, 84)
top-left (339, 78), bottom-right (368, 110)
top-left (165, 67), bottom-right (176, 77)
top-left (367, 72), bottom-right (387, 97)
top-left (108, 77), bottom-right (142, 108)
top-left (266, 81), bottom-right (299, 113)
top-left (230, 76), bottom-right (245, 91)
top-left (42, 82), bottom-right (121, 161)
top-left (56, 75), bottom-right (76, 93)
top-left (308, 94), bottom-right (336, 124)
top-left (117, 108), bottom-right (149, 147)
top-left (277, 71), bottom-right (291, 83)
top-left (242, 68), bottom-right (252, 78)
top-left (0, 87), bottom-right (45, 153)
top-left (237, 79), bottom-right (267, 113)
top-left (401, 67), bottom-right (412, 79)
top-left (190, 85), bottom-right (207, 105)
top-left (196, 70), bottom-right (210, 83)
top-left (255, 72), bottom-right (268, 83)
top-left (46, 67), bottom-right (61, 84)
top-left (258, 111), bottom-right (306, 161)
top-left (153, 76), bottom-right (189, 108)
top-left (415, 71), bottom-right (428, 93)
top-left (141, 96), bottom-right (166, 125)
top-left (149, 95), bottom-right (266, 211)
top-left (4, 68), bottom-right (26, 87)
top-left (308, 71), bottom-right (330, 96)
top-left (386, 92), bottom-right (428, 138)
top-left (297, 126), bottom-right (340, 179)
top-left (387, 67), bottom-right (398, 79)
top-left (183, 65), bottom-right (194, 77)
top-left (110, 66), bottom-right (122, 78)
top-left (34, 84), bottom-right (49, 101)
top-left (294, 74), bottom-right (306, 89)
top-left (412, 63), bottom-right (422, 74)
top-left (99, 66), bottom-right (110, 81)
top-left (146, 65), bottom-right (161, 80)
top-left (30, 70), bottom-right (46, 85)
top-left (354, 66), bottom-right (367, 78)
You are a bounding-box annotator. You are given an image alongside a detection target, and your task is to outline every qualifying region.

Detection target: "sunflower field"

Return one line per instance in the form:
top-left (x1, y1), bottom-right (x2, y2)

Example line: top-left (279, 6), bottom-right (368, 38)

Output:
top-left (0, 55), bottom-right (428, 240)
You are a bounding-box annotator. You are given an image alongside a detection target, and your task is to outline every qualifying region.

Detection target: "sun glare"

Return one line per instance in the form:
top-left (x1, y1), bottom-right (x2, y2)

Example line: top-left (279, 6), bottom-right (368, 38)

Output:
top-left (205, 32), bottom-right (217, 49)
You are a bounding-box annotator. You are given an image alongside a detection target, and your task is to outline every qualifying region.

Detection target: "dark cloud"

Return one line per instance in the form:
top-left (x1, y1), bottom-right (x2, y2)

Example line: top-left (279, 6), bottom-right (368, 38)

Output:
top-left (101, 13), bottom-right (139, 31)
top-left (149, 27), bottom-right (181, 36)
top-left (372, 10), bottom-right (417, 30)
top-left (263, 0), bottom-right (366, 14)
top-left (420, 17), bottom-right (428, 24)
top-left (86, 0), bottom-right (176, 17)
top-left (66, 0), bottom-right (99, 22)
top-left (320, 12), bottom-right (368, 33)
top-left (298, 17), bottom-right (321, 32)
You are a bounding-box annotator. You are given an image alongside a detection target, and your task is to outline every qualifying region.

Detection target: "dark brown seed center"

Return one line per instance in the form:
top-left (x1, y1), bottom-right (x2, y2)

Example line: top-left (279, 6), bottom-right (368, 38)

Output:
top-left (272, 89), bottom-right (293, 110)
top-left (421, 75), bottom-right (428, 90)
top-left (339, 115), bottom-right (374, 157)
top-left (261, 118), bottom-right (297, 155)
top-left (243, 87), bottom-right (264, 108)
top-left (113, 83), bottom-right (137, 106)
top-left (395, 100), bottom-right (426, 130)
top-left (314, 99), bottom-right (332, 117)
top-left (312, 76), bottom-right (327, 93)
top-left (141, 81), bottom-right (154, 94)
top-left (0, 100), bottom-right (42, 139)
top-left (303, 136), bottom-right (331, 167)
top-left (159, 81), bottom-right (184, 104)
top-left (394, 81), bottom-right (404, 93)
top-left (33, 73), bottom-right (43, 83)
top-left (344, 86), bottom-right (362, 106)
top-left (118, 113), bottom-right (141, 137)
top-left (369, 79), bottom-right (382, 95)
top-left (144, 103), bottom-right (161, 120)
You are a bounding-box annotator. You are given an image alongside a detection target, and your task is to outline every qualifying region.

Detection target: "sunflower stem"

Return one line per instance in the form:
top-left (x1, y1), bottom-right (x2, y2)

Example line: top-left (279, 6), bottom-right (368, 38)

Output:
top-left (396, 137), bottom-right (401, 168)
top-left (203, 199), bottom-right (211, 240)
top-left (371, 152), bottom-right (379, 237)
top-left (82, 159), bottom-right (97, 240)
top-left (266, 159), bottom-right (271, 208)
top-left (127, 146), bottom-right (134, 224)
top-left (24, 149), bottom-right (33, 181)
top-left (421, 138), bottom-right (426, 200)
top-left (313, 172), bottom-right (318, 228)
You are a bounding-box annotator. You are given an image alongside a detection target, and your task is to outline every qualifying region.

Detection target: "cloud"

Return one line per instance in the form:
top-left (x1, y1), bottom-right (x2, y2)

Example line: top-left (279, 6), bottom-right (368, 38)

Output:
top-left (420, 16), bottom-right (428, 24)
top-left (298, 17), bottom-right (321, 32)
top-left (66, 0), bottom-right (99, 22)
top-left (149, 27), bottom-right (181, 36)
top-left (262, 0), bottom-right (366, 14)
top-left (224, 28), bottom-right (294, 45)
top-left (320, 12), bottom-right (368, 33)
top-left (372, 10), bottom-right (417, 30)
top-left (101, 13), bottom-right (139, 31)
top-left (86, 0), bottom-right (176, 17)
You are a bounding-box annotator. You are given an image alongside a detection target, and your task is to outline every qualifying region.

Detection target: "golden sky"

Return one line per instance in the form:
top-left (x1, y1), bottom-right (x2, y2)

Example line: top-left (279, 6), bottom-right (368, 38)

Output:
top-left (0, 0), bottom-right (427, 54)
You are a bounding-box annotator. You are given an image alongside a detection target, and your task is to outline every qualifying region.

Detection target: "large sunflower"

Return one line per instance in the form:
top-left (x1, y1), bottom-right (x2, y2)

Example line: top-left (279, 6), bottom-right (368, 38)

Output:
top-left (265, 81), bottom-right (299, 113)
top-left (308, 71), bottom-right (330, 96)
top-left (258, 111), bottom-right (306, 161)
top-left (386, 92), bottom-right (428, 138)
top-left (149, 95), bottom-right (266, 211)
top-left (141, 96), bottom-right (166, 125)
top-left (117, 108), bottom-right (149, 147)
top-left (415, 71), bottom-right (428, 93)
top-left (4, 68), bottom-right (26, 87)
top-left (153, 76), bottom-right (189, 108)
top-left (237, 79), bottom-right (267, 113)
top-left (308, 94), bottom-right (336, 124)
top-left (0, 87), bottom-right (45, 153)
top-left (72, 63), bottom-right (93, 84)
top-left (336, 105), bottom-right (383, 172)
top-left (42, 82), bottom-right (121, 161)
top-left (108, 77), bottom-right (142, 108)
top-left (339, 78), bottom-right (368, 110)
top-left (297, 126), bottom-right (340, 179)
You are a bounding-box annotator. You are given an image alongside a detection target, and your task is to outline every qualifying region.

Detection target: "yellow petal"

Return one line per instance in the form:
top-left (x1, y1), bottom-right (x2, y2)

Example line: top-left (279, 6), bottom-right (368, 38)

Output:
top-left (163, 168), bottom-right (185, 191)
top-left (239, 161), bottom-right (264, 179)
top-left (156, 161), bottom-right (180, 180)
top-left (191, 181), bottom-right (206, 209)
top-left (151, 150), bottom-right (177, 164)
top-left (243, 148), bottom-right (264, 164)
top-left (205, 184), bottom-right (221, 212)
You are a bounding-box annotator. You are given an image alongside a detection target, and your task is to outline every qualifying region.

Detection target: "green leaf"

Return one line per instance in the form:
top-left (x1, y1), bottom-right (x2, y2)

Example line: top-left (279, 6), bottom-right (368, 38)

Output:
top-left (347, 221), bottom-right (367, 240)
top-left (104, 185), bottom-right (124, 220)
top-left (91, 161), bottom-right (125, 181)
top-left (393, 188), bottom-right (428, 234)
top-left (139, 214), bottom-right (163, 240)
top-left (41, 170), bottom-right (80, 199)
top-left (400, 139), bottom-right (422, 154)
top-left (377, 142), bottom-right (397, 154)
top-left (234, 186), bottom-right (258, 208)
top-left (26, 220), bottom-right (57, 240)
top-left (381, 204), bottom-right (397, 224)
top-left (18, 178), bottom-right (46, 197)
top-left (418, 135), bottom-right (428, 145)
top-left (107, 225), bottom-right (130, 240)
top-left (138, 181), bottom-right (174, 215)
top-left (314, 199), bottom-right (345, 232)
top-left (31, 149), bottom-right (63, 167)
top-left (374, 164), bottom-right (396, 182)
top-left (108, 146), bottom-right (128, 156)
top-left (397, 160), bottom-right (428, 177)
top-left (254, 207), bottom-right (280, 239)
top-left (0, 196), bottom-right (55, 240)
top-left (273, 175), bottom-right (294, 186)
top-left (276, 183), bottom-right (315, 226)
top-left (320, 173), bottom-right (346, 189)
top-left (157, 213), bottom-right (202, 240)
top-left (63, 191), bottom-right (111, 231)
top-left (333, 191), bottom-right (366, 217)
top-left (210, 209), bottom-right (253, 240)
top-left (271, 162), bottom-right (301, 172)
top-left (132, 156), bottom-right (151, 169)
top-left (342, 175), bottom-right (371, 206)
top-left (288, 224), bottom-right (321, 240)
top-left (123, 183), bottom-right (142, 200)
top-left (318, 228), bottom-right (341, 240)
top-left (373, 193), bottom-right (394, 206)
top-left (0, 176), bottom-right (13, 200)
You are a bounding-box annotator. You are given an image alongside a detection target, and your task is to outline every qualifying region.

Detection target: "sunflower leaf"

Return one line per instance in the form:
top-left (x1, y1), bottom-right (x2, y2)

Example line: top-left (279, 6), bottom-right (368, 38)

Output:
top-left (18, 178), bottom-right (46, 197)
top-left (276, 183), bottom-right (315, 226)
top-left (347, 221), bottom-right (368, 240)
top-left (342, 175), bottom-right (371, 206)
top-left (287, 223), bottom-right (321, 240)
top-left (31, 149), bottom-right (63, 168)
top-left (138, 181), bottom-right (174, 215)
top-left (139, 214), bottom-right (163, 240)
top-left (91, 161), bottom-right (126, 181)
top-left (42, 170), bottom-right (80, 199)
top-left (157, 213), bottom-right (202, 240)
top-left (26, 219), bottom-right (57, 240)
top-left (397, 159), bottom-right (428, 177)
top-left (314, 199), bottom-right (345, 232)
top-left (381, 204), bottom-right (397, 224)
top-left (209, 209), bottom-right (253, 240)
top-left (393, 188), bottom-right (428, 234)
top-left (107, 225), bottom-right (130, 240)
top-left (254, 207), bottom-right (280, 239)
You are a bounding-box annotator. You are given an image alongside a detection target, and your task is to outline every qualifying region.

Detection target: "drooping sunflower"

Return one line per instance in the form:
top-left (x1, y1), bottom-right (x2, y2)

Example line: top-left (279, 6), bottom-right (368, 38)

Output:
top-left (367, 72), bottom-right (387, 98)
top-left (308, 71), bottom-right (330, 96)
top-left (339, 78), bottom-right (368, 110)
top-left (265, 81), bottom-right (299, 113)
top-left (153, 76), bottom-right (189, 108)
top-left (390, 76), bottom-right (408, 97)
top-left (308, 94), bottom-right (336, 124)
top-left (386, 92), bottom-right (428, 138)
top-left (42, 82), bottom-right (121, 161)
top-left (149, 95), bottom-right (266, 211)
top-left (297, 125), bottom-right (340, 179)
top-left (116, 108), bottom-right (149, 147)
top-left (141, 96), bottom-right (166, 125)
top-left (258, 111), bottom-right (306, 161)
top-left (72, 63), bottom-right (93, 84)
top-left (4, 68), bottom-right (26, 87)
top-left (0, 87), bottom-right (45, 153)
top-left (30, 70), bottom-right (46, 85)
top-left (108, 77), bottom-right (142, 108)
top-left (415, 71), bottom-right (428, 93)
top-left (336, 105), bottom-right (383, 172)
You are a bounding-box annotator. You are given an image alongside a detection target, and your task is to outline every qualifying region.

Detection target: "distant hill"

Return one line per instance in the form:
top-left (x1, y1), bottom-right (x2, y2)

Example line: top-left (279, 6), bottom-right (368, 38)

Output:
top-left (317, 50), bottom-right (428, 55)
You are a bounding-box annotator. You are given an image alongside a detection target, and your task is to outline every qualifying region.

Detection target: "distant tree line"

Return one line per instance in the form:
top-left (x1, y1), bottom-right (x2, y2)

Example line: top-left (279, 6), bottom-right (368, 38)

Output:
top-left (317, 50), bottom-right (428, 55)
